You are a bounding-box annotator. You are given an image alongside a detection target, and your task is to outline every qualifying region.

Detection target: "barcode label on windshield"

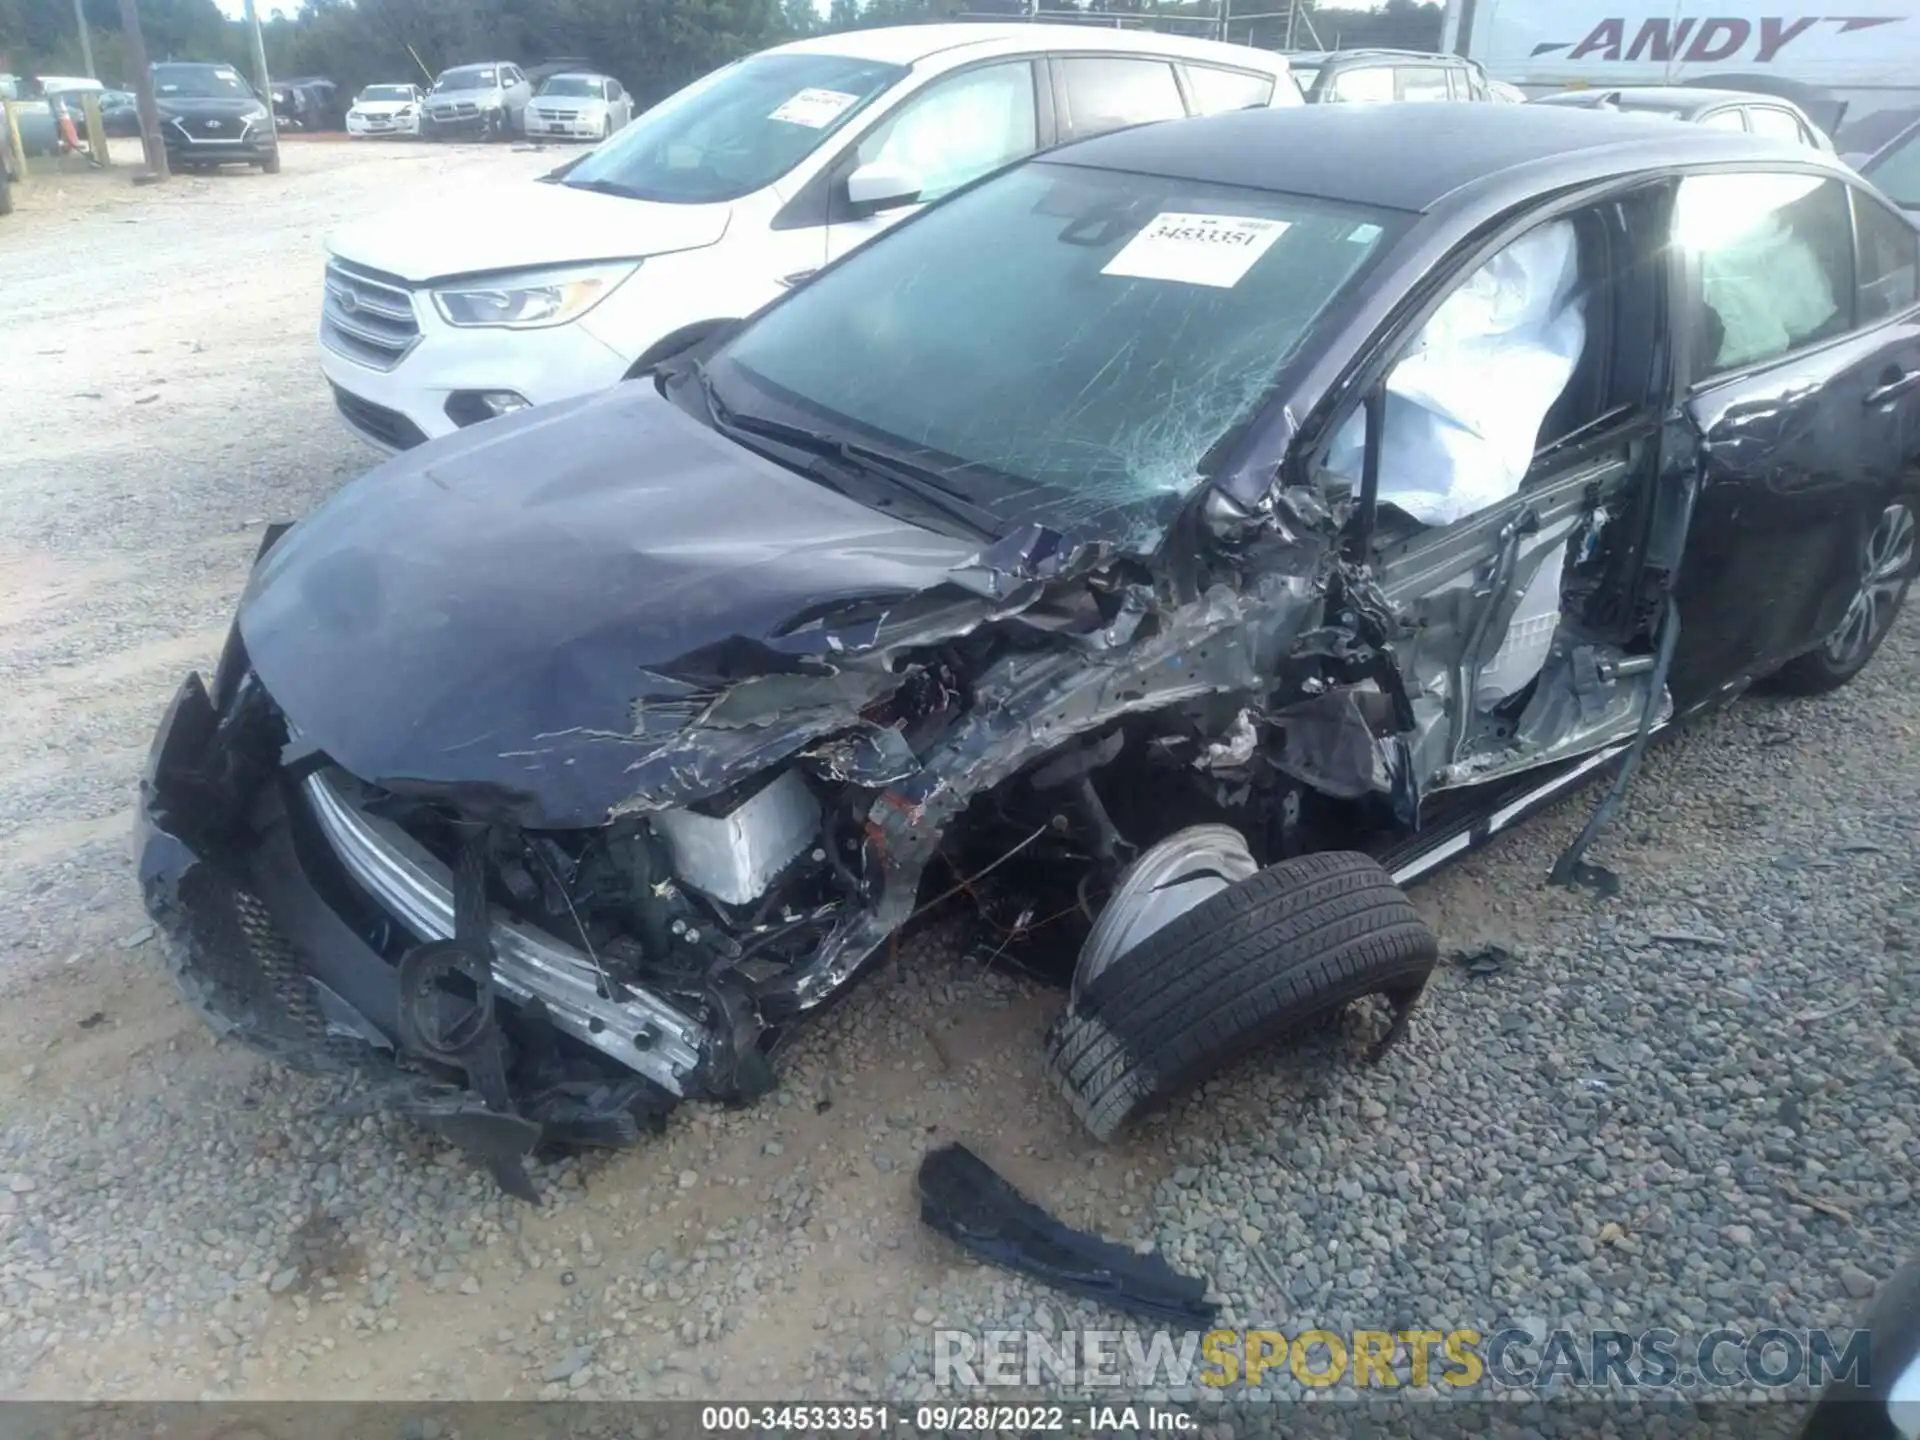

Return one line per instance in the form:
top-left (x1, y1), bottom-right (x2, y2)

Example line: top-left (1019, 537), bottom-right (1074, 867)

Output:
top-left (1102, 212), bottom-right (1291, 288)
top-left (768, 88), bottom-right (860, 129)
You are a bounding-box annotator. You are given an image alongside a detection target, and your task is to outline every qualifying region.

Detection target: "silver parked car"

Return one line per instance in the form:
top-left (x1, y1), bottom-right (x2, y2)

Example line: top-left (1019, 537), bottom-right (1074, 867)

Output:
top-left (525, 72), bottom-right (631, 141)
top-left (421, 62), bottom-right (531, 142)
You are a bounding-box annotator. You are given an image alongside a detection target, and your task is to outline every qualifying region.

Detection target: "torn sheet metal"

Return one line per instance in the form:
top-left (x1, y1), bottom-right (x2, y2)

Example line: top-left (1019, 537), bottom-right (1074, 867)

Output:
top-left (917, 1142), bottom-right (1220, 1327)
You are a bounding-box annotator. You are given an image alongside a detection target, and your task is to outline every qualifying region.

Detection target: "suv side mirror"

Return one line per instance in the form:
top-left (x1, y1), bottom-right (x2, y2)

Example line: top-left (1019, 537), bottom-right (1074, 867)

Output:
top-left (846, 160), bottom-right (923, 213)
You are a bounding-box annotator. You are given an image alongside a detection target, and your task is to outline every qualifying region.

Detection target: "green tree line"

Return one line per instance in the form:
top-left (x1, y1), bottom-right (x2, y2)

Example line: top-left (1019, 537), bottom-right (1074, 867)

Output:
top-left (0, 0), bottom-right (1440, 110)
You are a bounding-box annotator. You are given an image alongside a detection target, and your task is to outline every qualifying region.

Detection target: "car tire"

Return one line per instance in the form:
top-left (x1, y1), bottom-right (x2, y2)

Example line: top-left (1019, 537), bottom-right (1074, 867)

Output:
top-left (601, 115), bottom-right (613, 140)
top-left (1765, 494), bottom-right (1916, 696)
top-left (0, 165), bottom-right (11, 218)
top-left (259, 148), bottom-right (281, 175)
top-left (1044, 850), bottom-right (1437, 1142)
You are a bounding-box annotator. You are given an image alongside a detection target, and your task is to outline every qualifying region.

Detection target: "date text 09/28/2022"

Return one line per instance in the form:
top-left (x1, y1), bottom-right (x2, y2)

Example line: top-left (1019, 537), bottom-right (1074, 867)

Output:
top-left (699, 1404), bottom-right (1193, 1432)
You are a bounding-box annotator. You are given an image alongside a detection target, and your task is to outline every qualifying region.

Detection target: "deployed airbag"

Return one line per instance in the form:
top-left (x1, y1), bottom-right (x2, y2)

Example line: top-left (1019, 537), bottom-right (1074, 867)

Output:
top-left (1330, 218), bottom-right (1586, 526)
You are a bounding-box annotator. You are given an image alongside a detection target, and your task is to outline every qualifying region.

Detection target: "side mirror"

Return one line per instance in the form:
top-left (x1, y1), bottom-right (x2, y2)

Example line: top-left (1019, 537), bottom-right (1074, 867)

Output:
top-left (845, 160), bottom-right (923, 213)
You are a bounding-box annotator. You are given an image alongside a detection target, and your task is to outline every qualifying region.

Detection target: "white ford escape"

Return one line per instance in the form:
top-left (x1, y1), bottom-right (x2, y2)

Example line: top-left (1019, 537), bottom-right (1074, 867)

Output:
top-left (317, 23), bottom-right (1301, 451)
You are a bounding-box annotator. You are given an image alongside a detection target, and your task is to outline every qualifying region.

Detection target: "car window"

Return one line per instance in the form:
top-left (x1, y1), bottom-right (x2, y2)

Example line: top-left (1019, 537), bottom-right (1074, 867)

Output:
top-left (717, 162), bottom-right (1398, 539)
top-left (852, 62), bottom-right (1037, 204)
top-left (562, 52), bottom-right (905, 204)
top-left (1700, 108), bottom-right (1746, 132)
top-left (1327, 67), bottom-right (1395, 104)
top-left (1747, 106), bottom-right (1806, 143)
top-left (1855, 191), bottom-right (1920, 323)
top-left (1468, 67), bottom-right (1490, 100)
top-left (1397, 66), bottom-right (1452, 102)
top-left (1058, 56), bottom-right (1185, 137)
top-left (1866, 127), bottom-right (1920, 211)
top-left (1183, 65), bottom-right (1275, 115)
top-left (1678, 172), bottom-right (1854, 375)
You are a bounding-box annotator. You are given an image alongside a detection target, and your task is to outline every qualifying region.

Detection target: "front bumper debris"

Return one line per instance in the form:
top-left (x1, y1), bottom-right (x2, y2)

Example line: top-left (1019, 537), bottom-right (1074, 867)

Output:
top-left (136, 626), bottom-right (693, 1197)
top-left (917, 1142), bottom-right (1221, 1327)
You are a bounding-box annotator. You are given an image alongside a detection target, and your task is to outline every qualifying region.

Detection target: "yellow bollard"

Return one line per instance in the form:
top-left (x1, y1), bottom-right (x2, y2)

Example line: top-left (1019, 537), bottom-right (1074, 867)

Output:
top-left (82, 93), bottom-right (110, 165)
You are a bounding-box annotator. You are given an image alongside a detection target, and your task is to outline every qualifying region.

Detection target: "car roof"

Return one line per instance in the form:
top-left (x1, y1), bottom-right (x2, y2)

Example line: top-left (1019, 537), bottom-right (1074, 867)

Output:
top-left (775, 22), bottom-right (1292, 71)
top-left (1288, 49), bottom-right (1454, 64)
top-left (1047, 103), bottom-right (1839, 213)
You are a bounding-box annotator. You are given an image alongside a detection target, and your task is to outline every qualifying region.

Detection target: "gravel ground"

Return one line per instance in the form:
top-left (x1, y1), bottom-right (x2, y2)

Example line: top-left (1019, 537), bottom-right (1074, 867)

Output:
top-left (0, 139), bottom-right (1915, 1409)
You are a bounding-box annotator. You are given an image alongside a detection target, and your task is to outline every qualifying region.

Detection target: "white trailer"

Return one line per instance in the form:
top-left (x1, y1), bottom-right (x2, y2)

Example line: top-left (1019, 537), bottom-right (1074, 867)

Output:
top-left (1444, 0), bottom-right (1920, 157)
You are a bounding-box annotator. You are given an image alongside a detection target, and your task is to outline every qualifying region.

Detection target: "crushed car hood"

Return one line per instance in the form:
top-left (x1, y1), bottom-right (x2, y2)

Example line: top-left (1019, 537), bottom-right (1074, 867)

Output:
top-left (238, 385), bottom-right (982, 828)
top-left (325, 181), bottom-right (730, 283)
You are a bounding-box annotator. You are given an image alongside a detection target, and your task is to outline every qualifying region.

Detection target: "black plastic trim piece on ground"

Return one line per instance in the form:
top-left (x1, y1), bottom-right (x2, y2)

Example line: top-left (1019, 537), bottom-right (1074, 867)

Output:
top-left (916, 1142), bottom-right (1220, 1328)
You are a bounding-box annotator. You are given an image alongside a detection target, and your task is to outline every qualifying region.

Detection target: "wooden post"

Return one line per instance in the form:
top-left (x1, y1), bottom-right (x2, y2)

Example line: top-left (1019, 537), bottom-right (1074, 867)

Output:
top-left (72, 0), bottom-right (97, 79)
top-left (2, 101), bottom-right (27, 188)
top-left (82, 93), bottom-right (109, 164)
top-left (118, 0), bottom-right (168, 181)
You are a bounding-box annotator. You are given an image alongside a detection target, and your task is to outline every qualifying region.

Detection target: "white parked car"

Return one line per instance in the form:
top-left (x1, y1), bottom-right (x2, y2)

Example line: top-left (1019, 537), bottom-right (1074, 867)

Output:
top-left (317, 23), bottom-right (1302, 451)
top-left (526, 72), bottom-right (633, 141)
top-left (346, 84), bottom-right (424, 138)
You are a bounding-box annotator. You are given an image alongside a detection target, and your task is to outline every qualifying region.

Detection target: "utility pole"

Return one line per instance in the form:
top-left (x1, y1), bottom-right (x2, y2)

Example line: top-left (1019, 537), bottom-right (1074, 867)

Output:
top-left (118, 0), bottom-right (167, 181)
top-left (72, 0), bottom-right (97, 78)
top-left (241, 0), bottom-right (276, 139)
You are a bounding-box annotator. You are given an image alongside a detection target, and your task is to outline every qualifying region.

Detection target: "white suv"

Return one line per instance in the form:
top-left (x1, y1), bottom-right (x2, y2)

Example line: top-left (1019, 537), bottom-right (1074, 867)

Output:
top-left (317, 23), bottom-right (1301, 451)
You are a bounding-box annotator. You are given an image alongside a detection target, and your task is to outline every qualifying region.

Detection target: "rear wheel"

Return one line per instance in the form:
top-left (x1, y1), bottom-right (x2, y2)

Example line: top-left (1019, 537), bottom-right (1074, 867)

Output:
top-left (1046, 846), bottom-right (1437, 1142)
top-left (1767, 496), bottom-right (1916, 695)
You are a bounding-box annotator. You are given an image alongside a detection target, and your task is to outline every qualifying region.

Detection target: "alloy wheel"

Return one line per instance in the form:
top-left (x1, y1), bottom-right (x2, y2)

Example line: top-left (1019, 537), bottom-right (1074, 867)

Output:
top-left (1826, 500), bottom-right (1917, 667)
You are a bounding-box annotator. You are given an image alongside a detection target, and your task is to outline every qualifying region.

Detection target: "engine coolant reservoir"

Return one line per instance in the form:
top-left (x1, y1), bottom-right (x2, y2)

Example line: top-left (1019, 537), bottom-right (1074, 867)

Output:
top-left (1477, 539), bottom-right (1567, 711)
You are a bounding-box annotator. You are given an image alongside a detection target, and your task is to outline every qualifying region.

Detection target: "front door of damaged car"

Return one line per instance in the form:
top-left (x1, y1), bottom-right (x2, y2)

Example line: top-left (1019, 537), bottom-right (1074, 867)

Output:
top-left (1667, 169), bottom-right (1920, 703)
top-left (1315, 181), bottom-right (1672, 791)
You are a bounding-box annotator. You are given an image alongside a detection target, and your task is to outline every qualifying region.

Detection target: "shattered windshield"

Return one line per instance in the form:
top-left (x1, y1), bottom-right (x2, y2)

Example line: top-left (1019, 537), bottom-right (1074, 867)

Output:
top-left (562, 52), bottom-right (903, 204)
top-left (715, 161), bottom-right (1399, 536)
top-left (540, 76), bottom-right (601, 98)
top-left (435, 68), bottom-right (497, 92)
top-left (360, 85), bottom-right (414, 103)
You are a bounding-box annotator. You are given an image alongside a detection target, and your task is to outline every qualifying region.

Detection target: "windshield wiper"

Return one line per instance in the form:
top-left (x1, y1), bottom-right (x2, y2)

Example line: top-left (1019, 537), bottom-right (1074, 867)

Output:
top-left (689, 361), bottom-right (1003, 543)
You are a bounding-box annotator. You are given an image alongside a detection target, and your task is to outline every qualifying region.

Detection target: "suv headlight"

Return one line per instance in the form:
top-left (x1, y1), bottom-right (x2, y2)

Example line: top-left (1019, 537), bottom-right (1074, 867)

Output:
top-left (430, 261), bottom-right (639, 329)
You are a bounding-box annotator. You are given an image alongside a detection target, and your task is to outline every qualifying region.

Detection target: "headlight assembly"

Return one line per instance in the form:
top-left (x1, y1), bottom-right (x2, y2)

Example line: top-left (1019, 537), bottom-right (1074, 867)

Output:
top-left (430, 262), bottom-right (638, 330)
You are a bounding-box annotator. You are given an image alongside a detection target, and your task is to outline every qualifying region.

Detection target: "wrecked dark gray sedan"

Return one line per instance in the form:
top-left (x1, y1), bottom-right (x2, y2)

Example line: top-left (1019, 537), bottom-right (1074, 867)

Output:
top-left (139, 105), bottom-right (1920, 1193)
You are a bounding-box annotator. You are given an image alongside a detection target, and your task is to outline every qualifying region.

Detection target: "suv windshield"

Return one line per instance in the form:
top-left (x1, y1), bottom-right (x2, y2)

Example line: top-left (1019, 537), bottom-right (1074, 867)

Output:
top-left (563, 52), bottom-right (904, 205)
top-left (360, 85), bottom-right (414, 103)
top-left (153, 65), bottom-right (251, 99)
top-left (436, 68), bottom-right (497, 92)
top-left (714, 161), bottom-right (1398, 539)
top-left (540, 77), bottom-right (600, 98)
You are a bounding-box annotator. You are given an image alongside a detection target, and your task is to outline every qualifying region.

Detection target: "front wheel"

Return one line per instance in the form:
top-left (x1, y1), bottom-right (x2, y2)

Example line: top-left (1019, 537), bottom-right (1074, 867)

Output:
top-left (258, 148), bottom-right (281, 175)
top-left (1046, 848), bottom-right (1438, 1142)
top-left (1767, 496), bottom-right (1915, 695)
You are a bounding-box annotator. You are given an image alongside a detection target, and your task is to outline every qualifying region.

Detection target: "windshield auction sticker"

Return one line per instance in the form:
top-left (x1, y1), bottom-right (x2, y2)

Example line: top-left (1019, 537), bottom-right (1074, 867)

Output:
top-left (1102, 212), bottom-right (1292, 288)
top-left (768, 88), bottom-right (861, 128)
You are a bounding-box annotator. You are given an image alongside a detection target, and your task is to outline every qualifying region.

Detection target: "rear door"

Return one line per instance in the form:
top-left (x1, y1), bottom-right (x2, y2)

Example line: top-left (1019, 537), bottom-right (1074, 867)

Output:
top-left (1667, 167), bottom-right (1920, 704)
top-left (1049, 54), bottom-right (1186, 140)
